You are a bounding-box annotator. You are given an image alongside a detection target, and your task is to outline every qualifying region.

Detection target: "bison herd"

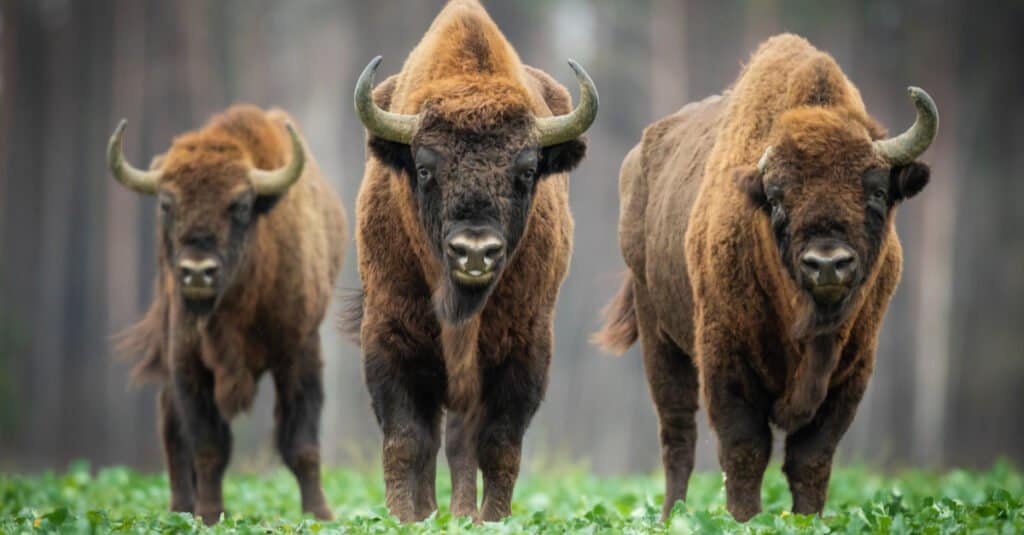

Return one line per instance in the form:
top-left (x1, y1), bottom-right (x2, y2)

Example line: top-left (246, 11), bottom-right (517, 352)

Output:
top-left (107, 0), bottom-right (938, 525)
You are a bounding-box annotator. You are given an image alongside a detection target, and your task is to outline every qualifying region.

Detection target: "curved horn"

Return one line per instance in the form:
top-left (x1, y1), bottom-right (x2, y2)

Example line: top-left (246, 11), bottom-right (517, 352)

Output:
top-left (107, 119), bottom-right (161, 194)
top-left (534, 59), bottom-right (599, 147)
top-left (873, 86), bottom-right (939, 166)
top-left (354, 56), bottom-right (419, 144)
top-left (757, 145), bottom-right (773, 174)
top-left (249, 122), bottom-right (306, 196)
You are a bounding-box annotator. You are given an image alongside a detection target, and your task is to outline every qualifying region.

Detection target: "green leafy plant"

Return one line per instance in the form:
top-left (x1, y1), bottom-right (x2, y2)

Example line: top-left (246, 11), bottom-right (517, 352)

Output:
top-left (1, 460), bottom-right (1020, 533)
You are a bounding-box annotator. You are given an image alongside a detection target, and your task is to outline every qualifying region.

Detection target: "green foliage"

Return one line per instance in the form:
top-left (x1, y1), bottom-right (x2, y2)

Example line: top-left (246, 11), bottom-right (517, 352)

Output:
top-left (1, 460), bottom-right (1021, 533)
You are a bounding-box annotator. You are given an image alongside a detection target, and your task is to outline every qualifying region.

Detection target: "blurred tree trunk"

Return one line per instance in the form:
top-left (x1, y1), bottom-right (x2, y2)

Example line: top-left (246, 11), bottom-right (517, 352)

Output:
top-left (906, 0), bottom-right (958, 467)
top-left (650, 0), bottom-right (687, 118)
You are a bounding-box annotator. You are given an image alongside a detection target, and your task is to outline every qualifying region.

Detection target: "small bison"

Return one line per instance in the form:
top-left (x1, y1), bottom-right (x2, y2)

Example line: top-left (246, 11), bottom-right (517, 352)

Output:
top-left (594, 34), bottom-right (937, 521)
top-left (108, 106), bottom-right (346, 524)
top-left (347, 0), bottom-right (597, 522)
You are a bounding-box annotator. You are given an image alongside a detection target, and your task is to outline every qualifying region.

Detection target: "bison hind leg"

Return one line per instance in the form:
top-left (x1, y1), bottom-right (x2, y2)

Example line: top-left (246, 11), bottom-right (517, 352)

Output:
top-left (634, 282), bottom-right (700, 521)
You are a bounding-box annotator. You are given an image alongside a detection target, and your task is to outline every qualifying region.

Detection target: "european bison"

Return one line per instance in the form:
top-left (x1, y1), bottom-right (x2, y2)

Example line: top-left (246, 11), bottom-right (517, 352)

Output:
top-left (594, 34), bottom-right (937, 521)
top-left (347, 0), bottom-right (597, 522)
top-left (108, 106), bottom-right (346, 524)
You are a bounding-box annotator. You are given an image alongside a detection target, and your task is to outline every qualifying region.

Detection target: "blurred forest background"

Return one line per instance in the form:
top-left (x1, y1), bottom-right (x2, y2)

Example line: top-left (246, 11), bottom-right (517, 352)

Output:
top-left (1, 0), bottom-right (1021, 475)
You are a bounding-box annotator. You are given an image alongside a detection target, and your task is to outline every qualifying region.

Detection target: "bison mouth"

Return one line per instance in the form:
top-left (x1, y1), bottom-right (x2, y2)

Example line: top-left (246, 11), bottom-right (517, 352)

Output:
top-left (181, 293), bottom-right (217, 316)
top-left (435, 275), bottom-right (496, 325)
top-left (451, 268), bottom-right (496, 287)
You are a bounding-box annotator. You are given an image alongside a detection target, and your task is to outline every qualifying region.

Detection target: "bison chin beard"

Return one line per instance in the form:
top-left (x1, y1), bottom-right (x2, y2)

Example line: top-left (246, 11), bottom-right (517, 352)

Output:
top-left (789, 289), bottom-right (859, 341)
top-left (433, 272), bottom-right (497, 325)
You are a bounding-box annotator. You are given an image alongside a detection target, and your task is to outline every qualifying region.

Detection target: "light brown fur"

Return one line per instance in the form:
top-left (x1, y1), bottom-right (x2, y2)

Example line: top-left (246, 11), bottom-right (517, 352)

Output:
top-left (117, 105), bottom-right (346, 523)
top-left (596, 34), bottom-right (931, 521)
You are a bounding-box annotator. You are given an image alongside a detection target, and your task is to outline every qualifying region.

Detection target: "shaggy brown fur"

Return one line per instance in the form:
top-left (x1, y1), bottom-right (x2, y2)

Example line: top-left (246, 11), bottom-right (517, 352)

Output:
top-left (349, 0), bottom-right (588, 523)
top-left (595, 34), bottom-right (932, 521)
top-left (116, 106), bottom-right (346, 524)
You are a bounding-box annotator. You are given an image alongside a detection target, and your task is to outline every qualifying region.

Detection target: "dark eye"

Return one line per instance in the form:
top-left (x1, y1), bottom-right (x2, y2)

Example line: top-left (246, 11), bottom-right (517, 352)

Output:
top-left (230, 198), bottom-right (252, 222)
top-left (521, 168), bottom-right (536, 181)
top-left (158, 194), bottom-right (174, 213)
top-left (872, 188), bottom-right (887, 201)
top-left (417, 166), bottom-right (432, 184)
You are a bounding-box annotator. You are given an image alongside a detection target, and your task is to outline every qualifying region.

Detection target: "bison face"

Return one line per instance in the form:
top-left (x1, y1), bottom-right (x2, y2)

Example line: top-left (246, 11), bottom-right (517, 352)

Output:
top-left (355, 57), bottom-right (597, 324)
top-left (369, 115), bottom-right (586, 324)
top-left (738, 96), bottom-right (935, 330)
top-left (107, 119), bottom-right (306, 316)
top-left (156, 163), bottom-right (269, 315)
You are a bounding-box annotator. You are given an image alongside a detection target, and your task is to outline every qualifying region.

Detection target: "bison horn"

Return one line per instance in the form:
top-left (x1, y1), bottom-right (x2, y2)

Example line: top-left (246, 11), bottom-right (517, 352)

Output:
top-left (534, 59), bottom-right (599, 147)
top-left (248, 122), bottom-right (306, 195)
top-left (107, 119), bottom-right (161, 194)
top-left (757, 146), bottom-right (774, 174)
top-left (354, 56), bottom-right (419, 144)
top-left (872, 87), bottom-right (939, 166)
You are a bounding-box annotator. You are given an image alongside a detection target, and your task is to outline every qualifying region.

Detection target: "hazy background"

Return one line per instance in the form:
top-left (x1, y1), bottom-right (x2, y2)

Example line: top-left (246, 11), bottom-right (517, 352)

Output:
top-left (1, 0), bottom-right (1021, 476)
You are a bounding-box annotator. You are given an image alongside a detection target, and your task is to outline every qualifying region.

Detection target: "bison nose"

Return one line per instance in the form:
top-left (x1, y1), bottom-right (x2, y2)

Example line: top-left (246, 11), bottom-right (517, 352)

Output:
top-left (800, 245), bottom-right (858, 288)
top-left (178, 257), bottom-right (220, 299)
top-left (446, 228), bottom-right (506, 283)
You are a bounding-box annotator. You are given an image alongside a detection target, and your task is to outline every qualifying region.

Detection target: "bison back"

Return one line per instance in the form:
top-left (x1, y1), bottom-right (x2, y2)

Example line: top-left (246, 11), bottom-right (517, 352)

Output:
top-left (623, 93), bottom-right (728, 353)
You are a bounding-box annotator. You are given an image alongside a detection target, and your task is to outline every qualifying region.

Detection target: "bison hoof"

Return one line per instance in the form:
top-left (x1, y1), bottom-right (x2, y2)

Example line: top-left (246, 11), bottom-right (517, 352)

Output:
top-left (195, 507), bottom-right (224, 526)
top-left (306, 504), bottom-right (334, 521)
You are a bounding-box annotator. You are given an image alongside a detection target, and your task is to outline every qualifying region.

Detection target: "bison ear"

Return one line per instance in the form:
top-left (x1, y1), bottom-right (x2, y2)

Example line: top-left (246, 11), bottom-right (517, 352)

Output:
top-left (734, 166), bottom-right (767, 207)
top-left (890, 161), bottom-right (930, 202)
top-left (538, 138), bottom-right (587, 177)
top-left (368, 136), bottom-right (415, 176)
top-left (253, 194), bottom-right (283, 216)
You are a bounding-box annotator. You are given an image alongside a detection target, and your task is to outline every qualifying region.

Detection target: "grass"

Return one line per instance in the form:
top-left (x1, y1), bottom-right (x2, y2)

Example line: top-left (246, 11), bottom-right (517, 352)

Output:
top-left (1, 460), bottom-right (1022, 533)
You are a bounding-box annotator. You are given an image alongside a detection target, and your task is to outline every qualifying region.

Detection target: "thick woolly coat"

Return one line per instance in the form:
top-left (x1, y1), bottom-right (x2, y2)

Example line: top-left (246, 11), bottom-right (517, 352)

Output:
top-left (352, 0), bottom-right (575, 410)
top-left (121, 106), bottom-right (347, 419)
top-left (602, 34), bottom-right (907, 431)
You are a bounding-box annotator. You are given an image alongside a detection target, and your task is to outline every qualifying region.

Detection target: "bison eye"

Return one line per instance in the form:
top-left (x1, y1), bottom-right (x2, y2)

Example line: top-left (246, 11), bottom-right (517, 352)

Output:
top-left (158, 194), bottom-right (174, 214)
top-left (416, 166), bottom-right (433, 185)
top-left (521, 168), bottom-right (536, 181)
top-left (229, 198), bottom-right (252, 223)
top-left (872, 187), bottom-right (888, 202)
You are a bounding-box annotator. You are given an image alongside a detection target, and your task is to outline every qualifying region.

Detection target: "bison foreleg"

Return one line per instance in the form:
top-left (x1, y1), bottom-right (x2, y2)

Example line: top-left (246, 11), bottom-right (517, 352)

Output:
top-left (701, 333), bottom-right (772, 522)
top-left (158, 386), bottom-right (195, 513)
top-left (635, 281), bottom-right (699, 521)
top-left (783, 361), bottom-right (868, 515)
top-left (364, 347), bottom-right (443, 523)
top-left (273, 339), bottom-right (332, 520)
top-left (445, 410), bottom-right (479, 518)
top-left (173, 367), bottom-right (232, 526)
top-left (477, 351), bottom-right (547, 522)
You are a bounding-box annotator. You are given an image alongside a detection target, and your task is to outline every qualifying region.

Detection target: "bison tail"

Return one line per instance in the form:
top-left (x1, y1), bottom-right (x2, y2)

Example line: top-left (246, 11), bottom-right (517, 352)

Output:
top-left (590, 272), bottom-right (639, 355)
top-left (338, 287), bottom-right (364, 346)
top-left (113, 295), bottom-right (169, 384)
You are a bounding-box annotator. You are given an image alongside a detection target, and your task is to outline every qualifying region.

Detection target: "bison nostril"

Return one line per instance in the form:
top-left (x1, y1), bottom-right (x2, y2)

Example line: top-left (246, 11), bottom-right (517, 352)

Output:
top-left (179, 259), bottom-right (220, 286)
top-left (482, 244), bottom-right (505, 266)
top-left (834, 256), bottom-right (855, 272)
top-left (445, 229), bottom-right (506, 274)
top-left (801, 256), bottom-right (821, 272)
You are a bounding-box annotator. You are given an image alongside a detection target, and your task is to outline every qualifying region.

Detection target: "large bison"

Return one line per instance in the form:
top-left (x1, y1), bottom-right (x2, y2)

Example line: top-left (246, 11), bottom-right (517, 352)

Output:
top-left (108, 106), bottom-right (346, 524)
top-left (594, 34), bottom-right (937, 521)
top-left (347, 0), bottom-right (597, 522)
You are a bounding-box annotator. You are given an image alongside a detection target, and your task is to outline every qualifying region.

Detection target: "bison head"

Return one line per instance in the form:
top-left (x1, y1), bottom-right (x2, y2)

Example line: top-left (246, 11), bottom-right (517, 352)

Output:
top-left (107, 119), bottom-right (305, 315)
top-left (738, 87), bottom-right (937, 330)
top-left (356, 57), bottom-right (597, 324)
